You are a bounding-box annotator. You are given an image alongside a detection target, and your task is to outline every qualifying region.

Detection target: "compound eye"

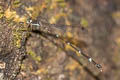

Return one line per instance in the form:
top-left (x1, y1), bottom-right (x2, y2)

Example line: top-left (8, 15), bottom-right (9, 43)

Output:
top-left (26, 18), bottom-right (32, 24)
top-left (19, 22), bottom-right (24, 25)
top-left (29, 20), bottom-right (32, 23)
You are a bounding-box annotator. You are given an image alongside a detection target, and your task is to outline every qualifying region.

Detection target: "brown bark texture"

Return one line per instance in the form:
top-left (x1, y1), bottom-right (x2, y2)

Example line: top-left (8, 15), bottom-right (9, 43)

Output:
top-left (0, 0), bottom-right (120, 80)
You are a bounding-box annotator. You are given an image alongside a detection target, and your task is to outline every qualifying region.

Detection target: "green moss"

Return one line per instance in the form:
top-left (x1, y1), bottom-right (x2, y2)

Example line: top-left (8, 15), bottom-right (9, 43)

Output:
top-left (13, 0), bottom-right (22, 8)
top-left (27, 50), bottom-right (42, 62)
top-left (12, 23), bottom-right (27, 48)
top-left (56, 0), bottom-right (66, 8)
top-left (80, 18), bottom-right (88, 27)
top-left (0, 6), bottom-right (4, 18)
top-left (13, 28), bottom-right (22, 48)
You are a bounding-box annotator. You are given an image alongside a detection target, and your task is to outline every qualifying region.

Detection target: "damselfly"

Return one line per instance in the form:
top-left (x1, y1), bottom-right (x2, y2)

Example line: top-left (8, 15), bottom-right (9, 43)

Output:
top-left (21, 18), bottom-right (102, 72)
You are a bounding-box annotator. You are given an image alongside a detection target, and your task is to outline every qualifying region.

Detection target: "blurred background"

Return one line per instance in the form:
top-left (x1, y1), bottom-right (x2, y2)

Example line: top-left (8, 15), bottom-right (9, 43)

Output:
top-left (0, 0), bottom-right (120, 80)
